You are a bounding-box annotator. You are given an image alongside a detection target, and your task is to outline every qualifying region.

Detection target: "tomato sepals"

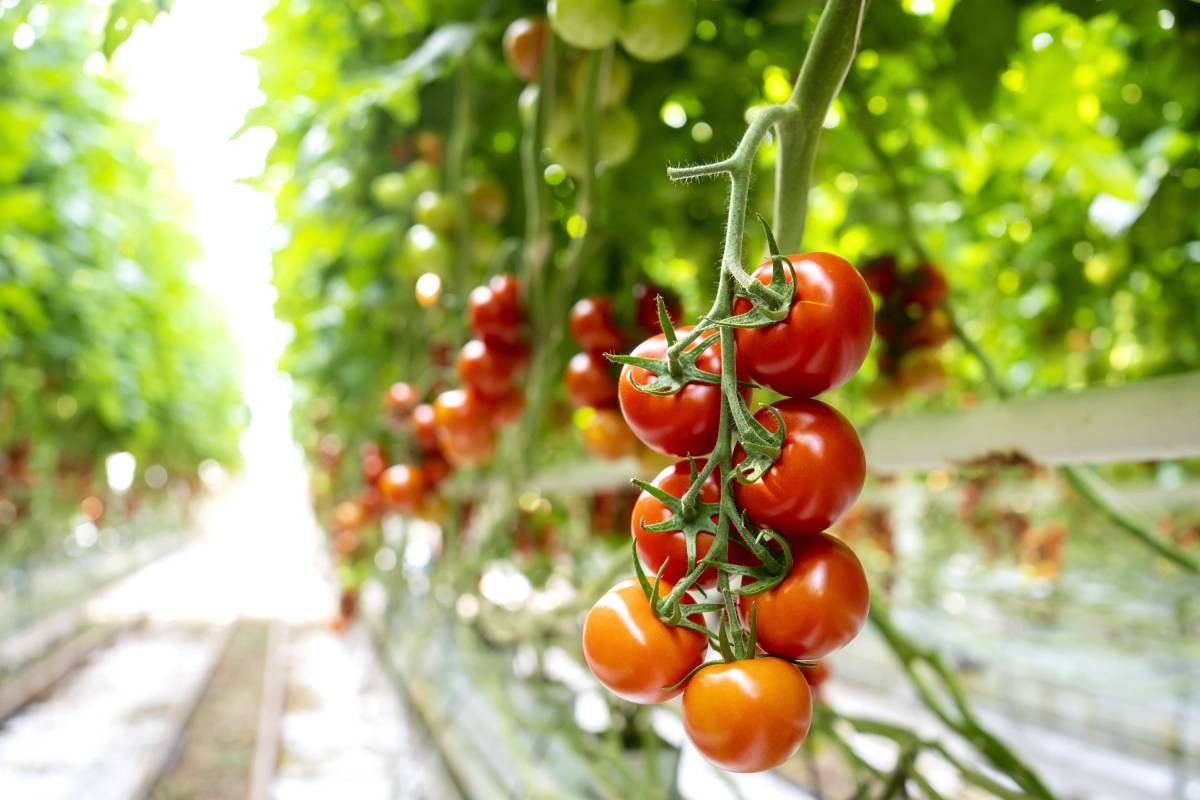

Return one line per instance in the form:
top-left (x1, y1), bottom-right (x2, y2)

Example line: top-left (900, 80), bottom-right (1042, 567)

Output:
top-left (728, 396), bottom-right (786, 484)
top-left (607, 330), bottom-right (722, 396)
top-left (707, 217), bottom-right (796, 329)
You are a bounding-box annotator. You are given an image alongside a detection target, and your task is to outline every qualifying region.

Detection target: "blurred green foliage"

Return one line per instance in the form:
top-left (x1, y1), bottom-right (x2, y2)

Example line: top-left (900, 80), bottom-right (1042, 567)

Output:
top-left (0, 0), bottom-right (244, 553)
top-left (249, 0), bottom-right (1198, 497)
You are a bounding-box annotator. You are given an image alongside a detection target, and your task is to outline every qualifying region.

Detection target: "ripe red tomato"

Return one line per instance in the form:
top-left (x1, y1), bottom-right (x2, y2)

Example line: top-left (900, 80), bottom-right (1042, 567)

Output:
top-left (633, 282), bottom-right (682, 334)
top-left (383, 381), bottom-right (418, 414)
top-left (904, 262), bottom-right (948, 310)
top-left (492, 390), bottom-right (525, 427)
top-left (582, 578), bottom-right (707, 704)
top-left (503, 16), bottom-right (548, 82)
top-left (410, 403), bottom-right (440, 453)
top-left (468, 274), bottom-right (524, 348)
top-left (618, 327), bottom-right (748, 457)
top-left (569, 297), bottom-right (623, 353)
top-left (565, 351), bottom-right (618, 408)
top-left (861, 254), bottom-right (898, 296)
top-left (433, 389), bottom-right (496, 467)
top-left (457, 339), bottom-right (521, 399)
top-left (630, 461), bottom-right (752, 589)
top-left (582, 408), bottom-right (640, 460)
top-left (377, 464), bottom-right (426, 512)
top-left (737, 532), bottom-right (869, 661)
top-left (421, 454), bottom-right (451, 488)
top-left (801, 661), bottom-right (830, 692)
top-left (682, 658), bottom-right (812, 772)
top-left (904, 308), bottom-right (951, 348)
top-left (733, 252), bottom-right (874, 398)
top-left (734, 399), bottom-right (865, 539)
top-left (360, 447), bottom-right (387, 485)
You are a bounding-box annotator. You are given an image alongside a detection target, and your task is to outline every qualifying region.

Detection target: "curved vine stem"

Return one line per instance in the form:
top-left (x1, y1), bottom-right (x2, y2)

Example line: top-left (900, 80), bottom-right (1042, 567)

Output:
top-left (774, 0), bottom-right (868, 252)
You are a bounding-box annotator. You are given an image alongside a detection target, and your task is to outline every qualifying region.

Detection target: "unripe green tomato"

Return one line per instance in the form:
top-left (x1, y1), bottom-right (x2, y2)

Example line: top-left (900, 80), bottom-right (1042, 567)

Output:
top-left (549, 0), bottom-right (621, 50)
top-left (403, 160), bottom-right (440, 200)
top-left (548, 107), bottom-right (639, 176)
top-left (371, 172), bottom-right (409, 210)
top-left (569, 53), bottom-right (631, 107)
top-left (414, 190), bottom-right (457, 233)
top-left (473, 227), bottom-right (503, 265)
top-left (599, 106), bottom-right (639, 165)
top-left (618, 0), bottom-right (693, 62)
top-left (403, 224), bottom-right (451, 273)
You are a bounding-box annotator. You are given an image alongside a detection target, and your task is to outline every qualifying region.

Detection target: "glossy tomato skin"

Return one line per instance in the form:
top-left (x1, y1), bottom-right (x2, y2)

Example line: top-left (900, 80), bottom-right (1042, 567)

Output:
top-left (457, 339), bottom-right (520, 399)
top-left (492, 390), bottom-right (525, 427)
top-left (582, 578), bottom-right (707, 704)
top-left (631, 460), bottom-right (735, 589)
top-left (410, 403), bottom-right (440, 453)
top-left (432, 389), bottom-right (496, 467)
top-left (683, 658), bottom-right (812, 773)
top-left (384, 382), bottom-right (418, 414)
top-left (468, 274), bottom-right (524, 348)
top-left (733, 252), bottom-right (874, 398)
top-left (503, 16), bottom-right (548, 82)
top-left (565, 351), bottom-right (618, 408)
top-left (377, 464), bottom-right (426, 512)
top-left (904, 262), bottom-right (948, 311)
top-left (801, 661), bottom-right (830, 692)
top-left (618, 327), bottom-right (749, 457)
top-left (569, 297), bottom-right (624, 353)
top-left (734, 399), bottom-right (865, 539)
top-left (737, 532), bottom-right (869, 661)
top-left (582, 408), bottom-right (640, 460)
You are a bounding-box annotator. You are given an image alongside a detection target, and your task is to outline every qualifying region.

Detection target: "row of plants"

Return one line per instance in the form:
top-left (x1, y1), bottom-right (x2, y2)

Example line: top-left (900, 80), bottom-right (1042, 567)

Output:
top-left (253, 0), bottom-right (1199, 794)
top-left (0, 1), bottom-right (245, 567)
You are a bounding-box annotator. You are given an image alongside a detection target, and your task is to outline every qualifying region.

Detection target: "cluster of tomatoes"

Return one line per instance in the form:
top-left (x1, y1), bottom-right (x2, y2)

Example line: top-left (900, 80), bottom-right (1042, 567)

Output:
top-left (582, 252), bottom-right (875, 773)
top-left (371, 130), bottom-right (508, 285)
top-left (861, 255), bottom-right (951, 408)
top-left (565, 284), bottom-right (681, 461)
top-left (324, 274), bottom-right (531, 630)
top-left (505, 5), bottom-right (688, 178)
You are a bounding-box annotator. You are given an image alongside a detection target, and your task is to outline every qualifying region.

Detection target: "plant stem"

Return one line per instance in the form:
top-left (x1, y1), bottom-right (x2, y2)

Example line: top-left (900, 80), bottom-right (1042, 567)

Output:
top-left (447, 49), bottom-right (473, 293)
top-left (774, 0), bottom-right (868, 252)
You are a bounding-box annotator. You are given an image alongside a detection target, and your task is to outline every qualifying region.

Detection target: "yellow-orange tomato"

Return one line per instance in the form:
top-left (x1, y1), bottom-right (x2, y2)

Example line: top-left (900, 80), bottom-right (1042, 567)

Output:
top-left (433, 389), bottom-right (496, 467)
top-left (333, 500), bottom-right (366, 531)
top-left (737, 532), bottom-right (869, 661)
top-left (582, 408), bottom-right (640, 460)
top-left (377, 464), bottom-right (425, 512)
top-left (683, 658), bottom-right (812, 772)
top-left (492, 390), bottom-right (525, 427)
top-left (383, 381), bottom-right (418, 414)
top-left (582, 578), bottom-right (707, 704)
top-left (415, 272), bottom-right (442, 308)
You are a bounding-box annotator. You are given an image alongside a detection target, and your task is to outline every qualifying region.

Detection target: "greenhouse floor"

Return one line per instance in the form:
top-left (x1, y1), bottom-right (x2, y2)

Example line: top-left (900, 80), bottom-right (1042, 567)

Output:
top-left (2, 481), bottom-right (1195, 800)
top-left (0, 485), bottom-right (457, 800)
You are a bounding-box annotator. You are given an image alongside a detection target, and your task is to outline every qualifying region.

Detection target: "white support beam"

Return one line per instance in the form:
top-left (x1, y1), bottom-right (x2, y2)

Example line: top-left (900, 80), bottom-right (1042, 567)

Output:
top-left (863, 372), bottom-right (1200, 474)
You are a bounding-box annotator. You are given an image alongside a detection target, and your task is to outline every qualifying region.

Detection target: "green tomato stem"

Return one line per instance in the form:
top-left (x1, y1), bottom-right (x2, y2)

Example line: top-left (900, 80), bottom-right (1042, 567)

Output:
top-left (773, 0), bottom-right (868, 253)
